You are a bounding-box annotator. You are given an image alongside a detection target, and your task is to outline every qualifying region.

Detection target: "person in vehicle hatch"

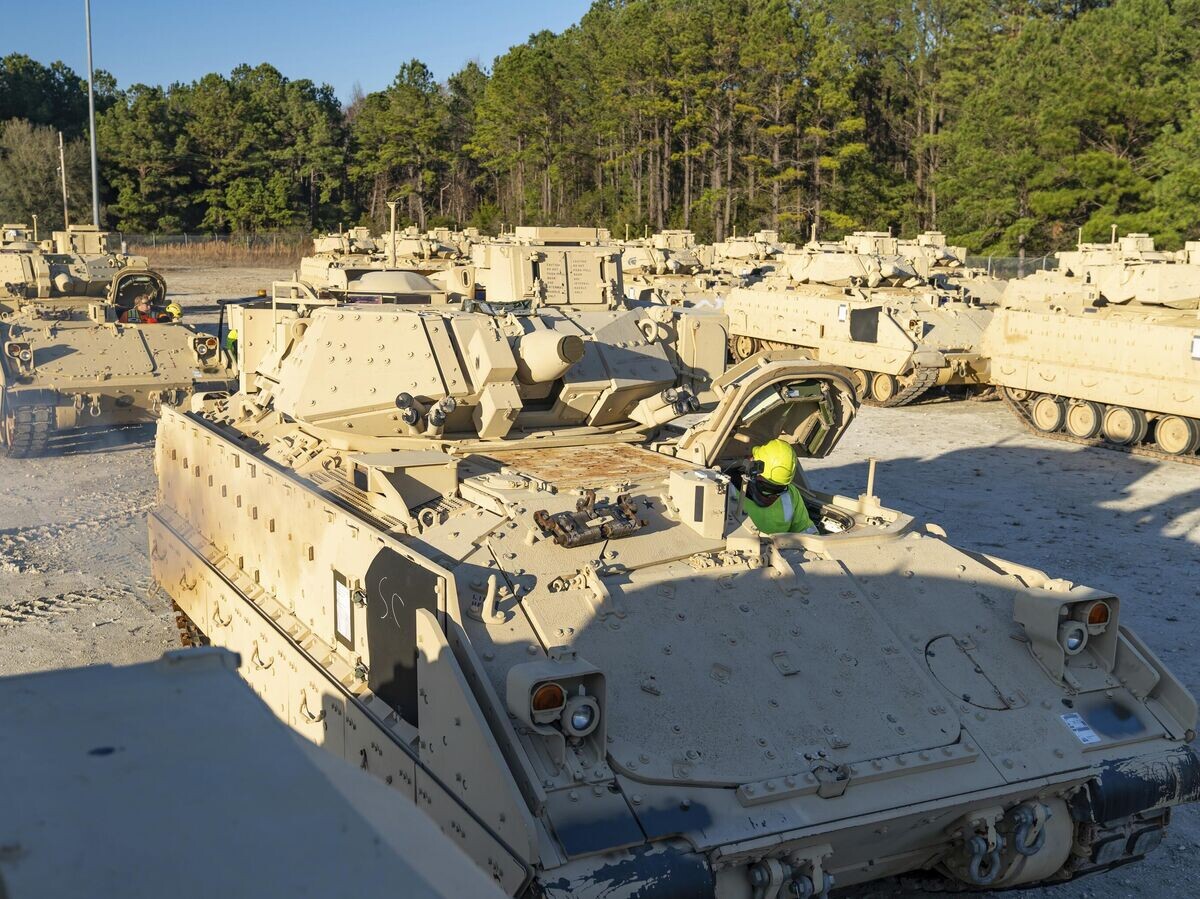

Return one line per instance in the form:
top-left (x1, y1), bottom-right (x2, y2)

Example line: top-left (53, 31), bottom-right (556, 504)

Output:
top-left (727, 438), bottom-right (817, 535)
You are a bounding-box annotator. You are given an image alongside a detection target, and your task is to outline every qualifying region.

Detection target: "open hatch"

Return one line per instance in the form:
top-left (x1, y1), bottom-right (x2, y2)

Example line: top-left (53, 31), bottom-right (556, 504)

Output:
top-left (665, 352), bottom-right (858, 469)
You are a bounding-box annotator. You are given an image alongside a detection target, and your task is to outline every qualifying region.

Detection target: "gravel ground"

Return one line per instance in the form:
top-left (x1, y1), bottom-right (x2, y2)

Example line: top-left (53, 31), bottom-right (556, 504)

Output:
top-left (1, 265), bottom-right (1196, 896)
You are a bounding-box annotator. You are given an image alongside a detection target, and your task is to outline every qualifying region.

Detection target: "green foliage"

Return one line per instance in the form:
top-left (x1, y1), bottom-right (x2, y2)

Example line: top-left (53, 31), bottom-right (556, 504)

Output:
top-left (0, 54), bottom-right (110, 137)
top-left (6, 1), bottom-right (1200, 249)
top-left (0, 119), bottom-right (92, 228)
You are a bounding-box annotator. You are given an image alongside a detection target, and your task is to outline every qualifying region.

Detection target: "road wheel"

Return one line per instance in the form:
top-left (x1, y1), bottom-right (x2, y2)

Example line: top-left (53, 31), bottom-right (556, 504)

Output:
top-left (1101, 406), bottom-right (1149, 446)
top-left (1064, 401), bottom-right (1103, 439)
top-left (870, 373), bottom-right (898, 404)
top-left (1154, 415), bottom-right (1200, 456)
top-left (730, 334), bottom-right (759, 362)
top-left (1005, 388), bottom-right (1032, 403)
top-left (1030, 395), bottom-right (1066, 433)
top-left (850, 369), bottom-right (871, 401)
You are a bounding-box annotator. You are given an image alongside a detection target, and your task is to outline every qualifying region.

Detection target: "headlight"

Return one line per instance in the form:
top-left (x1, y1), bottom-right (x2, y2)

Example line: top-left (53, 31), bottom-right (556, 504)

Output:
top-left (193, 336), bottom-right (217, 357)
top-left (561, 693), bottom-right (600, 738)
top-left (1058, 620), bottom-right (1088, 655)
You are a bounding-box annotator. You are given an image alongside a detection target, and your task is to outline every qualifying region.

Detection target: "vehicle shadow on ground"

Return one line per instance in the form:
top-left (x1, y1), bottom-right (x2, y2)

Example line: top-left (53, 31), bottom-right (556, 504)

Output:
top-left (807, 442), bottom-right (1199, 592)
top-left (46, 423), bottom-right (155, 456)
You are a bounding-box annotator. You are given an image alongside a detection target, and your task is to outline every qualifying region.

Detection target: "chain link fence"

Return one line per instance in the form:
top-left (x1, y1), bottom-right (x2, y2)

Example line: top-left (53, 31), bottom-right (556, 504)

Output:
top-left (965, 255), bottom-right (1058, 280)
top-left (122, 231), bottom-right (310, 250)
top-left (122, 232), bottom-right (311, 267)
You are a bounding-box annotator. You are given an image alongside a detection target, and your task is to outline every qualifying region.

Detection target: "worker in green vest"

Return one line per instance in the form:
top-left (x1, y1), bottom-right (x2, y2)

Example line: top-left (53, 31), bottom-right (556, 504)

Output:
top-left (732, 438), bottom-right (817, 535)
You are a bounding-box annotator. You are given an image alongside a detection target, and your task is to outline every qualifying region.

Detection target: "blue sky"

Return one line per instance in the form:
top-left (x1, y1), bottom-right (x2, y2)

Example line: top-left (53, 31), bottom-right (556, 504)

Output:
top-left (4, 0), bottom-right (593, 102)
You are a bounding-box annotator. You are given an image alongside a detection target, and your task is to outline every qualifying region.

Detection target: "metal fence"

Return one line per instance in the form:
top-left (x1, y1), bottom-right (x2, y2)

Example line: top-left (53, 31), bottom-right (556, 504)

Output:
top-left (122, 231), bottom-right (310, 251)
top-left (965, 255), bottom-right (1058, 280)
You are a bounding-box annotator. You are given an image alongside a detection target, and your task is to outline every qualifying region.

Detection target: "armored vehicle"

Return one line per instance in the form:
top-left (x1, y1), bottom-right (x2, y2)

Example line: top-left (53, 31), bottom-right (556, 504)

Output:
top-left (1, 223), bottom-right (40, 250)
top-left (709, 229), bottom-right (789, 282)
top-left (0, 646), bottom-right (503, 898)
top-left (985, 233), bottom-right (1200, 461)
top-left (621, 229), bottom-right (733, 305)
top-left (0, 225), bottom-right (231, 457)
top-left (724, 243), bottom-right (992, 405)
top-left (152, 282), bottom-right (1199, 894)
top-left (299, 226), bottom-right (471, 302)
top-left (469, 226), bottom-right (624, 309)
top-left (896, 231), bottom-right (1005, 305)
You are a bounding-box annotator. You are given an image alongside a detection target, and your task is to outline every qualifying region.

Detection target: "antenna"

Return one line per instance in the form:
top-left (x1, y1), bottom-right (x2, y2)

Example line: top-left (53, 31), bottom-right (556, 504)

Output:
top-left (31, 214), bottom-right (38, 242)
top-left (810, 222), bottom-right (817, 243)
top-left (1077, 226), bottom-right (1083, 248)
top-left (58, 132), bottom-right (70, 229)
top-left (84, 0), bottom-right (100, 227)
top-left (386, 200), bottom-right (399, 267)
top-left (1110, 224), bottom-right (1117, 247)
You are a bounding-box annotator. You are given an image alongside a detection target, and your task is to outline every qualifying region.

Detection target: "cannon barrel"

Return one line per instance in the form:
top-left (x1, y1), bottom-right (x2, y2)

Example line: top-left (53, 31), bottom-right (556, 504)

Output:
top-left (514, 329), bottom-right (585, 384)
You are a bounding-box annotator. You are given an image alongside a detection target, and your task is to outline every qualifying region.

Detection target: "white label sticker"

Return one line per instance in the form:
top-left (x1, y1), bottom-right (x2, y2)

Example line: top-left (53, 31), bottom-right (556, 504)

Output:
top-left (1061, 712), bottom-right (1102, 745)
top-left (838, 303), bottom-right (848, 322)
top-left (335, 577), bottom-right (352, 645)
top-left (1191, 335), bottom-right (1200, 360)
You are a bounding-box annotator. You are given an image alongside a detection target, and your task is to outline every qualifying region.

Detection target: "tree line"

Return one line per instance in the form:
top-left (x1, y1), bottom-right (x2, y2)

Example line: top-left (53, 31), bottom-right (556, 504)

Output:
top-left (2, 0), bottom-right (1198, 254)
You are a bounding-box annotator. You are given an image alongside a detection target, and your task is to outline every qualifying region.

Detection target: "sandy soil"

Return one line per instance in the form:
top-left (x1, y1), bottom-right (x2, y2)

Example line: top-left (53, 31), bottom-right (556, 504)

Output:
top-left (1, 265), bottom-right (1196, 897)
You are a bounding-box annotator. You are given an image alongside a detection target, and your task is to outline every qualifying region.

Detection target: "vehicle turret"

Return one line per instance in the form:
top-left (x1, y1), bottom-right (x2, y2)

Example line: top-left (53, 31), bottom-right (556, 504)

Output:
top-left (468, 226), bottom-right (624, 309)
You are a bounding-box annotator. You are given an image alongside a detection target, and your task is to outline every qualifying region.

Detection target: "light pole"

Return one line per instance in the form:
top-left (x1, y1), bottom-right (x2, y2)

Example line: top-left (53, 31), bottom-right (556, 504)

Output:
top-left (84, 0), bottom-right (100, 228)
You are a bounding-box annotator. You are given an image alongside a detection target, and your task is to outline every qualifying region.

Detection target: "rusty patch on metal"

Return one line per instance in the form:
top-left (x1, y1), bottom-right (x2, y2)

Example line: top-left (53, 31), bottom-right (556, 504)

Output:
top-left (485, 444), bottom-right (689, 487)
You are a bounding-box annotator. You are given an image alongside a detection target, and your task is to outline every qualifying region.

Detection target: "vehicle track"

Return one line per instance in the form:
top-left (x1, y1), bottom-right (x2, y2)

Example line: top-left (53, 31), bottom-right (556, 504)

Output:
top-left (0, 591), bottom-right (114, 627)
top-left (0, 501), bottom-right (153, 573)
top-left (1001, 389), bottom-right (1200, 466)
top-left (862, 365), bottom-right (941, 408)
top-left (2, 398), bottom-right (55, 458)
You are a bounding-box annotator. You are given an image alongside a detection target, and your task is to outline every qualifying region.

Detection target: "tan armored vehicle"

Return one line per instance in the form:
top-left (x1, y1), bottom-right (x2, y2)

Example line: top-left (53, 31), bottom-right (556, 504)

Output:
top-left (298, 226), bottom-right (472, 302)
top-left (152, 270), bottom-right (1199, 894)
top-left (469, 226), bottom-right (624, 310)
top-left (1, 223), bottom-right (40, 250)
top-left (0, 646), bottom-right (503, 898)
top-left (709, 229), bottom-right (789, 281)
top-left (0, 225), bottom-right (230, 456)
top-left (985, 233), bottom-right (1200, 461)
top-left (896, 231), bottom-right (1005, 305)
top-left (621, 229), bottom-right (734, 305)
top-left (724, 242), bottom-right (992, 405)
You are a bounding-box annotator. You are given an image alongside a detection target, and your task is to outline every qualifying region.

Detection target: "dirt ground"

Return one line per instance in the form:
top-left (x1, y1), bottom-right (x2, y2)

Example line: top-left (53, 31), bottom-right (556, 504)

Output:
top-left (1, 265), bottom-right (1196, 897)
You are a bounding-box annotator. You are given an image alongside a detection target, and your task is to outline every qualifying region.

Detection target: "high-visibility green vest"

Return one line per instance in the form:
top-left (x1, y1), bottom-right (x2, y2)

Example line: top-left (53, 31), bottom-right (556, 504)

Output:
top-left (739, 483), bottom-right (815, 534)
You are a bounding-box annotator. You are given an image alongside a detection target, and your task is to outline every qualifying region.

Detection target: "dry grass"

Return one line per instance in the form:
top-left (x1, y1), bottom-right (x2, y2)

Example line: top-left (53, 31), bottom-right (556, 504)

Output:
top-left (127, 237), bottom-right (309, 269)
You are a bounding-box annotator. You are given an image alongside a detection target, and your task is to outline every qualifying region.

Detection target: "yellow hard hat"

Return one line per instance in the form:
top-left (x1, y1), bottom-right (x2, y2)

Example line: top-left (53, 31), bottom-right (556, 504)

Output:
top-left (166, 302), bottom-right (183, 317)
top-left (752, 439), bottom-right (797, 486)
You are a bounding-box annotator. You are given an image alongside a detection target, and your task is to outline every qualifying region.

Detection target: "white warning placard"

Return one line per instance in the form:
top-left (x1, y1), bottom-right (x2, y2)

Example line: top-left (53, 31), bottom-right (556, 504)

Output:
top-left (1061, 712), bottom-right (1101, 745)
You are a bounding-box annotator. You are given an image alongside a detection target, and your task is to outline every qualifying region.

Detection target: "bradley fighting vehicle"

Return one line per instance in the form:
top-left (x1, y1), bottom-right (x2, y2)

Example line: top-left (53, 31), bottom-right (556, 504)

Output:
top-left (151, 230), bottom-right (1199, 895)
top-left (298, 226), bottom-right (472, 303)
top-left (985, 233), bottom-right (1200, 461)
top-left (896, 231), bottom-right (1004, 306)
top-left (621, 229), bottom-right (734, 305)
top-left (708, 229), bottom-right (790, 283)
top-left (724, 236), bottom-right (992, 406)
top-left (0, 225), bottom-right (230, 457)
top-left (0, 646), bottom-right (503, 898)
top-left (469, 226), bottom-right (625, 311)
